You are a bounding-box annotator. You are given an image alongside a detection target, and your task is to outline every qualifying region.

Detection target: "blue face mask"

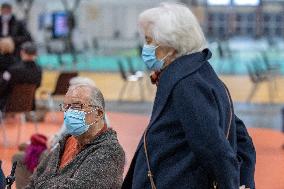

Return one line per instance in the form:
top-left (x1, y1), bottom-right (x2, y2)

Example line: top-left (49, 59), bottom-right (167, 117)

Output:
top-left (64, 109), bottom-right (96, 136)
top-left (142, 44), bottom-right (168, 71)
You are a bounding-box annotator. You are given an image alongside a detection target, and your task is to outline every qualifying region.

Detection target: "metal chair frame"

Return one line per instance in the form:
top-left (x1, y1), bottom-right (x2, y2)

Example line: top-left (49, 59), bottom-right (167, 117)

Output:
top-left (0, 84), bottom-right (37, 147)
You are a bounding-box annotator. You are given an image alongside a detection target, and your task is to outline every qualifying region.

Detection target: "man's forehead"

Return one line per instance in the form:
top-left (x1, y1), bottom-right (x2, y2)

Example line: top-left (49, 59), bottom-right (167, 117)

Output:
top-left (65, 87), bottom-right (91, 102)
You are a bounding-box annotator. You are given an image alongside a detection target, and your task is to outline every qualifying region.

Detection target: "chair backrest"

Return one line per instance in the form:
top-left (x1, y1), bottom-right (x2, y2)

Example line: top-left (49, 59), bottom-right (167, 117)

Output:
top-left (260, 51), bottom-right (279, 71)
top-left (247, 60), bottom-right (269, 83)
top-left (52, 72), bottom-right (78, 95)
top-left (5, 84), bottom-right (37, 113)
top-left (117, 61), bottom-right (127, 80)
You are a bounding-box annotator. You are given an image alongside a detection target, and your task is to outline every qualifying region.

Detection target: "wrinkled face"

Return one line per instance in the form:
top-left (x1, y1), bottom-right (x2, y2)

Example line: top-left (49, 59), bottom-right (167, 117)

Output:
top-left (144, 35), bottom-right (172, 61)
top-left (63, 87), bottom-right (102, 126)
top-left (143, 27), bottom-right (177, 66)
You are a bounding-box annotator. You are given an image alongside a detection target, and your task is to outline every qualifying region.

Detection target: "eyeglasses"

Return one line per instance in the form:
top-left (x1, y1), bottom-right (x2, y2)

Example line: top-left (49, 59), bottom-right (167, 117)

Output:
top-left (59, 103), bottom-right (99, 112)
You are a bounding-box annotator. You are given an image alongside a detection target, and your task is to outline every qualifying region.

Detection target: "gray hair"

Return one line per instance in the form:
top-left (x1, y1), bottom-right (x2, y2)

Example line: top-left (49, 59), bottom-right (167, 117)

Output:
top-left (68, 84), bottom-right (105, 112)
top-left (69, 76), bottom-right (96, 87)
top-left (138, 2), bottom-right (207, 57)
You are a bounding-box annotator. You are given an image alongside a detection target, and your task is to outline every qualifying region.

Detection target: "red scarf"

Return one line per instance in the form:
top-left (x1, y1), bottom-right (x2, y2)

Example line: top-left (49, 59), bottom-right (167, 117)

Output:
top-left (150, 71), bottom-right (162, 85)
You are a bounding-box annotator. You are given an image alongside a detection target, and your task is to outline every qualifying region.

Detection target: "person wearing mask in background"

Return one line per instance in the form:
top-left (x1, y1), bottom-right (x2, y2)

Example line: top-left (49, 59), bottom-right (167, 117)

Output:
top-left (0, 37), bottom-right (16, 72)
top-left (0, 42), bottom-right (42, 110)
top-left (25, 84), bottom-right (125, 189)
top-left (12, 134), bottom-right (48, 189)
top-left (0, 2), bottom-right (32, 58)
top-left (122, 3), bottom-right (255, 189)
top-left (49, 76), bottom-right (111, 150)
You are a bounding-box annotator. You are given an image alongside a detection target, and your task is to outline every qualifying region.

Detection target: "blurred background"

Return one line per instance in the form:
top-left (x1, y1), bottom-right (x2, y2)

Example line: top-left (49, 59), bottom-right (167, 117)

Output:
top-left (0, 0), bottom-right (284, 188)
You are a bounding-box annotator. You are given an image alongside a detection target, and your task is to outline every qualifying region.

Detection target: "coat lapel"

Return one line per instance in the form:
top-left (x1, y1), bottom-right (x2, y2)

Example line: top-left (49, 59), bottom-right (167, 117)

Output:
top-left (149, 48), bottom-right (212, 126)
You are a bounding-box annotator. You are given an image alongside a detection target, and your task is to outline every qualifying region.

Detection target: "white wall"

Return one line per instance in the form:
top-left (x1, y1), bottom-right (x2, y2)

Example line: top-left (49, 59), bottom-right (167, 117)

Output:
top-left (7, 0), bottom-right (177, 48)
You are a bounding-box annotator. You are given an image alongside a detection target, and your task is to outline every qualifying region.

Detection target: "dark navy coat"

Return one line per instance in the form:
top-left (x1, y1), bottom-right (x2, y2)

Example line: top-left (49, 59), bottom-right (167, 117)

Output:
top-left (0, 161), bottom-right (5, 189)
top-left (122, 49), bottom-right (256, 189)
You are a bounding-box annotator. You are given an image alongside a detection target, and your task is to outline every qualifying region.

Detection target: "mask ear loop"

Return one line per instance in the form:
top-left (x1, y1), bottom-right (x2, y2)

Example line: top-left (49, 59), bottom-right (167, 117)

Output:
top-left (86, 120), bottom-right (98, 127)
top-left (160, 53), bottom-right (171, 62)
top-left (160, 51), bottom-right (175, 70)
top-left (84, 108), bottom-right (104, 127)
top-left (144, 44), bottom-right (159, 49)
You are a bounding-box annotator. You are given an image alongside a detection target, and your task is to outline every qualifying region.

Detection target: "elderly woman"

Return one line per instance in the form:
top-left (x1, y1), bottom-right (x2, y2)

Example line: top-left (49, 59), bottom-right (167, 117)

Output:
top-left (122, 3), bottom-right (255, 189)
top-left (25, 84), bottom-right (125, 189)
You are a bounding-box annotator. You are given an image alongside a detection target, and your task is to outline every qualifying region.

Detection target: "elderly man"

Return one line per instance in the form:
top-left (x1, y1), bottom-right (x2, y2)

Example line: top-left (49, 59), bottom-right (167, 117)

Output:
top-left (49, 76), bottom-right (111, 150)
top-left (25, 84), bottom-right (125, 189)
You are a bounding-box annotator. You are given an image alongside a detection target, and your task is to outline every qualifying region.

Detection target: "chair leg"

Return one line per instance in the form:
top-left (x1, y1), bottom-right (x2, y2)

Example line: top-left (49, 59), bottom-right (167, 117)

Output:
top-left (139, 80), bottom-right (145, 101)
top-left (246, 82), bottom-right (259, 103)
top-left (127, 82), bottom-right (135, 99)
top-left (268, 80), bottom-right (274, 104)
top-left (17, 113), bottom-right (26, 145)
top-left (118, 82), bottom-right (128, 101)
top-left (0, 111), bottom-right (8, 147)
top-left (48, 95), bottom-right (57, 122)
top-left (30, 111), bottom-right (39, 133)
top-left (272, 76), bottom-right (278, 95)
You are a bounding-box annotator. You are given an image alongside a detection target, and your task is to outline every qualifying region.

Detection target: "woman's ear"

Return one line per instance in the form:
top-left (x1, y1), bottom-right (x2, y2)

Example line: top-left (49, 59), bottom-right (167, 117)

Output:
top-left (165, 49), bottom-right (177, 64)
top-left (170, 49), bottom-right (177, 56)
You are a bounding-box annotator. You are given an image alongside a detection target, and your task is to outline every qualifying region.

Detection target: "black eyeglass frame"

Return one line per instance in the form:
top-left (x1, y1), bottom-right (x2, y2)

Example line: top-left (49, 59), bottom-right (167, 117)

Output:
top-left (59, 103), bottom-right (101, 112)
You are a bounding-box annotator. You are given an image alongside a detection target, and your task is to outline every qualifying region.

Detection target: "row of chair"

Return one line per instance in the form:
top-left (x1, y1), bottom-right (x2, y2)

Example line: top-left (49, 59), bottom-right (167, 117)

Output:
top-left (246, 52), bottom-right (280, 103)
top-left (0, 59), bottom-right (150, 147)
top-left (0, 72), bottom-right (78, 147)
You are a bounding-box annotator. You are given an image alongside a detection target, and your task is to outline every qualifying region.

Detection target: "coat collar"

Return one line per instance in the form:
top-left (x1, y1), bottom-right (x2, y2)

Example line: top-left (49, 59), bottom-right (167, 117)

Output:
top-left (134, 49), bottom-right (212, 153)
top-left (149, 48), bottom-right (212, 126)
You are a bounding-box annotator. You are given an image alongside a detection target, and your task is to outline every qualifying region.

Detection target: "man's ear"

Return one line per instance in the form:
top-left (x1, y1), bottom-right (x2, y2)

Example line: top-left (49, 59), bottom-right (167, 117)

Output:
top-left (95, 109), bottom-right (104, 120)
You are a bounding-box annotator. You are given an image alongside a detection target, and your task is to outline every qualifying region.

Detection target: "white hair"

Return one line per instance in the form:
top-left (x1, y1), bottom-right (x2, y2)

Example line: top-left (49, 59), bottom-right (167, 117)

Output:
top-left (138, 2), bottom-right (207, 57)
top-left (69, 76), bottom-right (96, 87)
top-left (68, 84), bottom-right (105, 111)
top-left (68, 84), bottom-right (110, 127)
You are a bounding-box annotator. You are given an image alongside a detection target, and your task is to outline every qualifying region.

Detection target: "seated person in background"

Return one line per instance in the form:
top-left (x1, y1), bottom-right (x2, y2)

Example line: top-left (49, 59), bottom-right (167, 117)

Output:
top-left (0, 37), bottom-right (16, 72)
top-left (25, 84), bottom-right (125, 189)
top-left (0, 161), bottom-right (5, 189)
top-left (0, 42), bottom-right (42, 110)
top-left (12, 134), bottom-right (48, 189)
top-left (49, 76), bottom-right (111, 150)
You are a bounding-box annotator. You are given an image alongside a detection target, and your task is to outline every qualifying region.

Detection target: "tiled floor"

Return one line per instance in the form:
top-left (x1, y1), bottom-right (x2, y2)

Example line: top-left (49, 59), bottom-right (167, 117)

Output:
top-left (1, 71), bottom-right (284, 188)
top-left (0, 112), bottom-right (283, 189)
